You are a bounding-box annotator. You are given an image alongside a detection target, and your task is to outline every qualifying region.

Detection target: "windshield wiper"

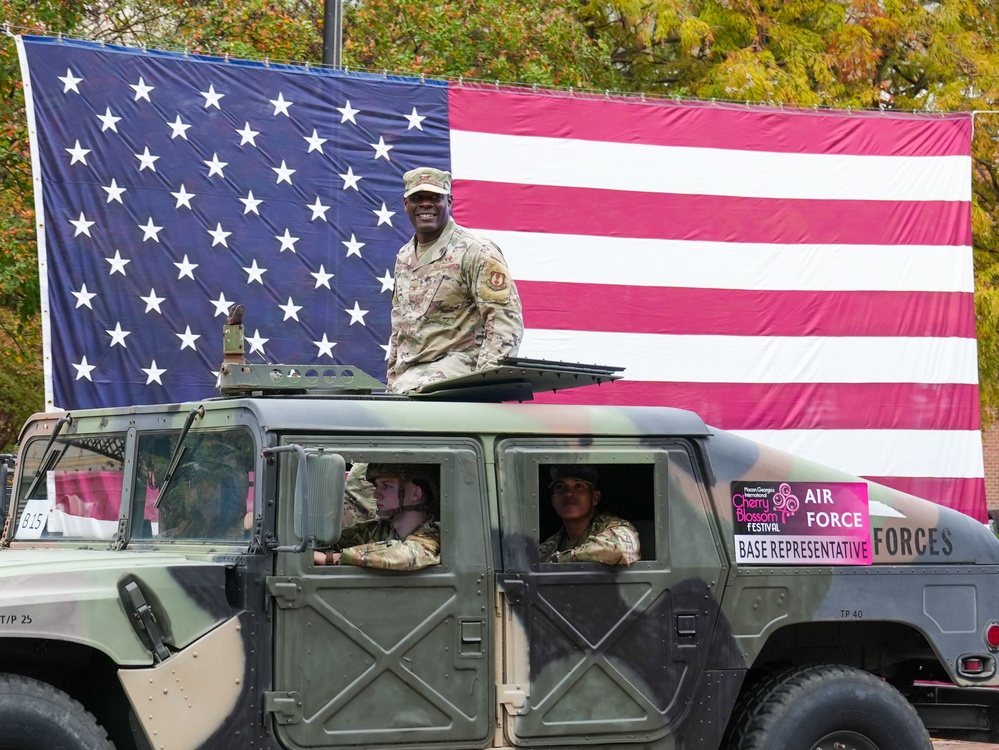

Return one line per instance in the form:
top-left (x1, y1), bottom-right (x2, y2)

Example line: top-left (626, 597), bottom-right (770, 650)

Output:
top-left (23, 413), bottom-right (73, 501)
top-left (153, 405), bottom-right (204, 509)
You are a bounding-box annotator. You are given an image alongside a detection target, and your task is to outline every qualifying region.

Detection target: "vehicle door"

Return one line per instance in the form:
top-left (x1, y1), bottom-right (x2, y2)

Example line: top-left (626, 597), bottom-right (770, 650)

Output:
top-left (496, 439), bottom-right (727, 745)
top-left (270, 439), bottom-right (493, 749)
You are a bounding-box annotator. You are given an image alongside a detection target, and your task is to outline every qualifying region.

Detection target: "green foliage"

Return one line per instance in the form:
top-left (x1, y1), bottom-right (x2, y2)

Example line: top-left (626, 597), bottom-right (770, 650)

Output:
top-left (341, 0), bottom-right (615, 88)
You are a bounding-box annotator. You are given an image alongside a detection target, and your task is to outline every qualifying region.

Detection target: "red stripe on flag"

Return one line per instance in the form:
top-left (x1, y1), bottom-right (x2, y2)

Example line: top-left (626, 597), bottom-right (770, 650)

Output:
top-left (864, 476), bottom-right (986, 522)
top-left (520, 283), bottom-right (975, 338)
top-left (530, 381), bottom-right (981, 431)
top-left (449, 86), bottom-right (972, 157)
top-left (453, 181), bottom-right (972, 247)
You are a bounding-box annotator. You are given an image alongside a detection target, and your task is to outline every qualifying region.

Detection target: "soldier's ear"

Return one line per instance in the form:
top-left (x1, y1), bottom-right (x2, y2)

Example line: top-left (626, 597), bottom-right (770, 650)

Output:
top-left (592, 489), bottom-right (601, 505)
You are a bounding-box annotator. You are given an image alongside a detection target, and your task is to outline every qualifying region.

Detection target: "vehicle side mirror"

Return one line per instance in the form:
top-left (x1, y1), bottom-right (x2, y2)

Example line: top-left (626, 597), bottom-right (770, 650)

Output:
top-left (296, 452), bottom-right (345, 548)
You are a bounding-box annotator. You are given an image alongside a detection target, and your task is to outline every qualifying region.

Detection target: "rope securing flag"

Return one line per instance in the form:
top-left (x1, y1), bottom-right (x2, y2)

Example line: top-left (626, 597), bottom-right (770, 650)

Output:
top-left (16, 35), bottom-right (983, 519)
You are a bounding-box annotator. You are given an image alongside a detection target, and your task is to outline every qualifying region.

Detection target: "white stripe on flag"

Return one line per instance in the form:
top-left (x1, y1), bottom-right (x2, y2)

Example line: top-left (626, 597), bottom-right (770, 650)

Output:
top-left (452, 131), bottom-right (973, 202)
top-left (486, 231), bottom-right (973, 292)
top-left (732, 429), bottom-right (985, 478)
top-left (519, 330), bottom-right (979, 384)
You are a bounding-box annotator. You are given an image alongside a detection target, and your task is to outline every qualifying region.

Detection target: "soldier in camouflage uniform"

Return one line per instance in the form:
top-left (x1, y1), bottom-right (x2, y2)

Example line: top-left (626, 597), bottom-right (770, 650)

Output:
top-left (539, 466), bottom-right (640, 566)
top-left (386, 166), bottom-right (524, 393)
top-left (314, 464), bottom-right (440, 570)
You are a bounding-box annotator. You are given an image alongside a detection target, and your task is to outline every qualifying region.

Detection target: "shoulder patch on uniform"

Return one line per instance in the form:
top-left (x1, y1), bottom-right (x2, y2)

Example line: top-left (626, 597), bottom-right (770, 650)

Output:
top-left (480, 259), bottom-right (512, 303)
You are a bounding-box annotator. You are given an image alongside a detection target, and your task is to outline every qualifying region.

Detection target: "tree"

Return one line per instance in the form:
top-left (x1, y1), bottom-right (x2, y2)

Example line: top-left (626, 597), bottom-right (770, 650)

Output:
top-left (0, 0), bottom-right (86, 448)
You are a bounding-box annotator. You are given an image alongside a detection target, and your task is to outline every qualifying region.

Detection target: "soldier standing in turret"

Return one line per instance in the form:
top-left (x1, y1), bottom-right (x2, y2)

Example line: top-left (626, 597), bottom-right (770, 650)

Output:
top-left (386, 166), bottom-right (524, 393)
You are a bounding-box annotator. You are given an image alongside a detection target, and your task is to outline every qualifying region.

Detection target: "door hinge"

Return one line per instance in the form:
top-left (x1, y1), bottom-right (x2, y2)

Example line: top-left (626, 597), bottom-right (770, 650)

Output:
top-left (266, 576), bottom-right (305, 609)
top-left (263, 691), bottom-right (303, 724)
top-left (498, 684), bottom-right (529, 715)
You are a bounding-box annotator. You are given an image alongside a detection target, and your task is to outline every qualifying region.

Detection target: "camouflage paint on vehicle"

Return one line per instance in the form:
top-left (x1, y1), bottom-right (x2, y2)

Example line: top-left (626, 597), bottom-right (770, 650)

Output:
top-left (0, 386), bottom-right (997, 749)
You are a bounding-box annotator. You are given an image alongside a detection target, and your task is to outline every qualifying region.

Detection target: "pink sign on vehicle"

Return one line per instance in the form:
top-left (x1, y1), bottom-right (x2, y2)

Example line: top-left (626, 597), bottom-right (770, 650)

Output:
top-left (731, 481), bottom-right (872, 565)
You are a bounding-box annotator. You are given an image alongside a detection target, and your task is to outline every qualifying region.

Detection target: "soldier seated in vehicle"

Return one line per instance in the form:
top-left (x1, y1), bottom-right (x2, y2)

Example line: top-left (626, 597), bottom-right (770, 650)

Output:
top-left (157, 459), bottom-right (250, 541)
top-left (314, 463), bottom-right (440, 570)
top-left (540, 465), bottom-right (640, 566)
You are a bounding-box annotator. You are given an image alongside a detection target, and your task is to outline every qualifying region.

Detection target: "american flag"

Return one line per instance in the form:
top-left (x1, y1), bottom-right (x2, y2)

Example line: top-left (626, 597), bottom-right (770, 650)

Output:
top-left (17, 36), bottom-right (983, 520)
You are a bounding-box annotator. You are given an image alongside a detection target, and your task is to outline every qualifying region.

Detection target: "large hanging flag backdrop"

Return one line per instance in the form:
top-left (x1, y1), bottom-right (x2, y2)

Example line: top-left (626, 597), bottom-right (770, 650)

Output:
top-left (16, 36), bottom-right (982, 519)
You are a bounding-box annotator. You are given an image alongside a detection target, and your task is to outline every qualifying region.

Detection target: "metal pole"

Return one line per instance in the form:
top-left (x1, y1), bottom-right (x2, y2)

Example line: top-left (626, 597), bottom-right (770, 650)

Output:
top-left (322, 0), bottom-right (343, 68)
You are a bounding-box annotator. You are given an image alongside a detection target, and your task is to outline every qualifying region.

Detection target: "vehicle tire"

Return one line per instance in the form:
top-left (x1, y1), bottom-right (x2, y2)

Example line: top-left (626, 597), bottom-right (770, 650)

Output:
top-left (0, 673), bottom-right (115, 749)
top-left (725, 664), bottom-right (931, 750)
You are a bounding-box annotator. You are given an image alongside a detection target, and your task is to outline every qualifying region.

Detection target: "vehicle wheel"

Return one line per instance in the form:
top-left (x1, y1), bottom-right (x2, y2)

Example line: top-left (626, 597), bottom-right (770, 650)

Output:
top-left (0, 673), bottom-right (115, 749)
top-left (725, 664), bottom-right (931, 750)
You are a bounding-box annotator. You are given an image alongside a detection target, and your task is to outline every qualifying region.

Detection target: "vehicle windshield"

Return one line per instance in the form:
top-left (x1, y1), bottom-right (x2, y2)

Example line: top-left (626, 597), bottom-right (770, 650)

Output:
top-left (11, 428), bottom-right (255, 544)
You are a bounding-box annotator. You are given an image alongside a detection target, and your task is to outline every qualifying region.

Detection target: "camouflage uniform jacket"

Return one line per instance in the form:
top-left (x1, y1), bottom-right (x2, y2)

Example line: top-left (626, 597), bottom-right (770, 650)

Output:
top-left (336, 517), bottom-right (440, 570)
top-left (386, 219), bottom-right (524, 392)
top-left (539, 513), bottom-right (640, 566)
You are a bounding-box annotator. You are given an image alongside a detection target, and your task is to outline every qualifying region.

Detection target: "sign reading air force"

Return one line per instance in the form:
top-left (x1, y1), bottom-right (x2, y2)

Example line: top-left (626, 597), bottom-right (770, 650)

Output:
top-left (732, 481), bottom-right (872, 565)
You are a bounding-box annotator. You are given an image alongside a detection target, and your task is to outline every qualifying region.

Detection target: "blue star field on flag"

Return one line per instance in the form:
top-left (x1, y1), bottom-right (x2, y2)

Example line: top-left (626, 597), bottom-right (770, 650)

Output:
top-left (19, 36), bottom-right (450, 409)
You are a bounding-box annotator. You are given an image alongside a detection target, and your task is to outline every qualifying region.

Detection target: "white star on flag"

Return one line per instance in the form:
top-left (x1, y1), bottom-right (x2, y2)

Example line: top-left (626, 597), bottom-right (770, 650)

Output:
top-left (176, 326), bottom-right (201, 351)
top-left (140, 289), bottom-right (165, 313)
top-left (130, 76), bottom-right (154, 101)
top-left (97, 107), bottom-right (121, 132)
top-left (106, 322), bottom-right (131, 348)
top-left (276, 229), bottom-right (300, 253)
top-left (72, 284), bottom-right (96, 309)
top-left (246, 329), bottom-right (269, 354)
top-left (105, 251), bottom-right (130, 276)
top-left (200, 84), bottom-right (225, 109)
top-left (307, 197), bottom-right (330, 221)
top-left (343, 234), bottom-right (365, 257)
top-left (339, 166), bottom-right (362, 190)
top-left (404, 107), bottom-right (426, 130)
top-left (73, 356), bottom-right (95, 380)
top-left (138, 218), bottom-right (163, 242)
top-left (313, 334), bottom-right (337, 358)
top-left (175, 255), bottom-right (199, 279)
top-left (279, 297), bottom-right (303, 321)
top-left (134, 146), bottom-right (159, 172)
top-left (243, 260), bottom-right (267, 284)
top-left (211, 293), bottom-right (234, 317)
top-left (240, 191), bottom-right (263, 215)
top-left (171, 185), bottom-right (195, 209)
top-left (270, 93), bottom-right (293, 116)
top-left (236, 122), bottom-right (259, 146)
top-left (65, 140), bottom-right (90, 165)
top-left (373, 203), bottom-right (395, 226)
top-left (272, 160), bottom-right (296, 184)
top-left (59, 69), bottom-right (83, 93)
top-left (142, 360), bottom-right (166, 385)
top-left (102, 179), bottom-right (126, 204)
top-left (205, 153), bottom-right (228, 178)
top-left (167, 115), bottom-right (191, 139)
top-left (71, 212), bottom-right (95, 237)
top-left (337, 100), bottom-right (359, 124)
top-left (208, 223), bottom-right (232, 247)
top-left (345, 301), bottom-right (369, 326)
top-left (304, 130), bottom-right (326, 153)
top-left (377, 270), bottom-right (394, 292)
top-left (311, 265), bottom-right (334, 289)
top-left (371, 136), bottom-right (393, 160)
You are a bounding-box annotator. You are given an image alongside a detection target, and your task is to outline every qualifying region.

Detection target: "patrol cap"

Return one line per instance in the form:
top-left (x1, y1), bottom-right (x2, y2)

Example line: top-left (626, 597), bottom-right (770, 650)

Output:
top-left (548, 465), bottom-right (599, 489)
top-left (403, 167), bottom-right (451, 198)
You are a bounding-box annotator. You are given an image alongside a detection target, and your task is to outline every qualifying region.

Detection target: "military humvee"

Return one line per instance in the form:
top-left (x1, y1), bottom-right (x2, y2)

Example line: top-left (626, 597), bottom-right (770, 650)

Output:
top-left (2, 334), bottom-right (999, 750)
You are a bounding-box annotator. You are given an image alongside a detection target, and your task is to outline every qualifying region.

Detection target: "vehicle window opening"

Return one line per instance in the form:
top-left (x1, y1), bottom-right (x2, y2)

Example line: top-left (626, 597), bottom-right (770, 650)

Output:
top-left (13, 434), bottom-right (126, 542)
top-left (133, 428), bottom-right (255, 542)
top-left (314, 460), bottom-right (443, 570)
top-left (538, 463), bottom-right (656, 562)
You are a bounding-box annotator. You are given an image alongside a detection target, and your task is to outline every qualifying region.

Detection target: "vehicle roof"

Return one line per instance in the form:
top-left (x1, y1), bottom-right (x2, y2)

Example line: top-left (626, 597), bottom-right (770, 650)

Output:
top-left (37, 396), bottom-right (712, 439)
